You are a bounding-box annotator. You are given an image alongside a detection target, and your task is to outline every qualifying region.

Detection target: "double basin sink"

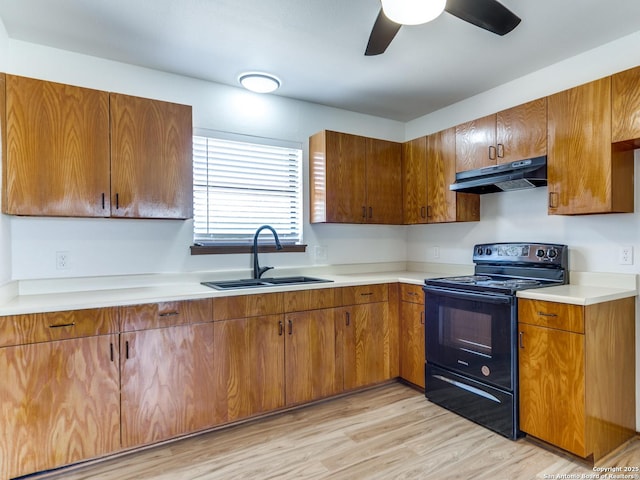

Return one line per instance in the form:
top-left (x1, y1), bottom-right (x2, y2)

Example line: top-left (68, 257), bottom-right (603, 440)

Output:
top-left (202, 276), bottom-right (332, 290)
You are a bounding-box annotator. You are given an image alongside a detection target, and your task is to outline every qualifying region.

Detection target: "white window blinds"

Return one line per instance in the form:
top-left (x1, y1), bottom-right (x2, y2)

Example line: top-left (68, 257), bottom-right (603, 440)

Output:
top-left (193, 132), bottom-right (303, 245)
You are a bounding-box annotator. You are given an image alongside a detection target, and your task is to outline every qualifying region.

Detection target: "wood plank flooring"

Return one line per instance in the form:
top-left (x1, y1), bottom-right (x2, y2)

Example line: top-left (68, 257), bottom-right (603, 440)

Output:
top-left (32, 382), bottom-right (640, 480)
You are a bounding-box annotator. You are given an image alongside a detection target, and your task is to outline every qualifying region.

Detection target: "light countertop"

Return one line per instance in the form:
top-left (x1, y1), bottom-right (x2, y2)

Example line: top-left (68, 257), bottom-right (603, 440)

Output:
top-left (0, 267), bottom-right (636, 316)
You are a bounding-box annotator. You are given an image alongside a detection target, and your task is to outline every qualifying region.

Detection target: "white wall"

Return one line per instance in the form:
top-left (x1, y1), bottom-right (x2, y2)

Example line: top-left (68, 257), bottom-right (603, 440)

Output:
top-left (3, 39), bottom-right (407, 280)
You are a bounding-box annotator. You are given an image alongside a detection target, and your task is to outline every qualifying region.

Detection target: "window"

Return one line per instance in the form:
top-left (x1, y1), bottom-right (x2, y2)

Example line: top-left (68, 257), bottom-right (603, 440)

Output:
top-left (193, 131), bottom-right (303, 247)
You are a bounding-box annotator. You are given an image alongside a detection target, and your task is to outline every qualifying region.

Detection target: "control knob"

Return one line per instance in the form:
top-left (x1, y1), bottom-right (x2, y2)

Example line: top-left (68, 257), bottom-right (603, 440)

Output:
top-left (547, 249), bottom-right (558, 259)
top-left (476, 247), bottom-right (484, 255)
top-left (535, 249), bottom-right (545, 258)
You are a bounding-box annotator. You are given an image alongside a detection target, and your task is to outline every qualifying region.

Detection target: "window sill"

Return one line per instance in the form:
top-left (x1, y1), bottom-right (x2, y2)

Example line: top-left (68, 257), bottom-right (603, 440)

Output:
top-left (190, 244), bottom-right (307, 255)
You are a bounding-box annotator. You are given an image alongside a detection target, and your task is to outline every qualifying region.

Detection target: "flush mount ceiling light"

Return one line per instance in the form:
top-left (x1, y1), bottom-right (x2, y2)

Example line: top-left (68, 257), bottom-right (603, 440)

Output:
top-left (238, 72), bottom-right (281, 93)
top-left (381, 0), bottom-right (446, 25)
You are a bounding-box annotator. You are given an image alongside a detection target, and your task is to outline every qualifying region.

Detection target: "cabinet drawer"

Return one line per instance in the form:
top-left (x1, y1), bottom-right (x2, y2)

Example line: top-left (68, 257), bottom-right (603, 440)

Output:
top-left (0, 308), bottom-right (119, 347)
top-left (400, 283), bottom-right (424, 304)
top-left (284, 288), bottom-right (340, 312)
top-left (213, 293), bottom-right (284, 321)
top-left (340, 284), bottom-right (388, 305)
top-left (121, 301), bottom-right (193, 331)
top-left (518, 299), bottom-right (584, 334)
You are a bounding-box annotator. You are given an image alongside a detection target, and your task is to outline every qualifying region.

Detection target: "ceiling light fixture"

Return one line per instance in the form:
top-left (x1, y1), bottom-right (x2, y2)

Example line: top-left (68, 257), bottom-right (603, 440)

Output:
top-left (381, 0), bottom-right (446, 25)
top-left (238, 72), bottom-right (281, 93)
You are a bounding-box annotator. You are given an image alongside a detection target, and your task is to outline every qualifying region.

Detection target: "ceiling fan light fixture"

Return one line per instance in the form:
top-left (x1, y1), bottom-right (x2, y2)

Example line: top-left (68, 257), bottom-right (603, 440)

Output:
top-left (381, 0), bottom-right (446, 25)
top-left (238, 72), bottom-right (281, 93)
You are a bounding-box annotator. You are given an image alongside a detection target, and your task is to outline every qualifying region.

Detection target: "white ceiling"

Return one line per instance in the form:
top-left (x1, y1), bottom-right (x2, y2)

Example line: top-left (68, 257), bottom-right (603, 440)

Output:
top-left (2, 0), bottom-right (640, 122)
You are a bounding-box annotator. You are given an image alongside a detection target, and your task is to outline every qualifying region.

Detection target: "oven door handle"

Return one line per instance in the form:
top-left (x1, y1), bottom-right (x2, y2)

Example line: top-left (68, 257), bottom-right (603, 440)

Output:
top-left (423, 286), bottom-right (512, 305)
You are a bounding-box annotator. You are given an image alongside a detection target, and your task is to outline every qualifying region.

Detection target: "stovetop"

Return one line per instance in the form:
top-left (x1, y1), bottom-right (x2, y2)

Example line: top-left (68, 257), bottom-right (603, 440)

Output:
top-left (424, 243), bottom-right (569, 295)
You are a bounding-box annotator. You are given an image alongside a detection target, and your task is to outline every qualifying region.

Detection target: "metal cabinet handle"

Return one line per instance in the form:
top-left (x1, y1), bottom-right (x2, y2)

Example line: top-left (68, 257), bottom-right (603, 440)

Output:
top-left (110, 342), bottom-right (115, 362)
top-left (288, 319), bottom-right (293, 335)
top-left (420, 206), bottom-right (426, 219)
top-left (102, 193), bottom-right (106, 210)
top-left (125, 340), bottom-right (130, 359)
top-left (497, 143), bottom-right (504, 158)
top-left (537, 311), bottom-right (558, 318)
top-left (362, 206), bottom-right (366, 218)
top-left (278, 320), bottom-right (284, 336)
top-left (368, 207), bottom-right (373, 219)
top-left (420, 311), bottom-right (425, 325)
top-left (360, 292), bottom-right (374, 297)
top-left (489, 145), bottom-right (497, 160)
top-left (346, 311), bottom-right (351, 326)
top-left (49, 322), bottom-right (75, 329)
top-left (115, 193), bottom-right (120, 210)
top-left (159, 311), bottom-right (180, 318)
top-left (549, 192), bottom-right (558, 209)
top-left (519, 331), bottom-right (524, 349)
top-left (427, 206), bottom-right (432, 218)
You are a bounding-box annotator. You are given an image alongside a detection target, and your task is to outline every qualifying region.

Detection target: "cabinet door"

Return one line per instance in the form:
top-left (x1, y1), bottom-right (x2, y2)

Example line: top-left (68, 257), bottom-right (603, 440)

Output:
top-left (519, 322), bottom-right (586, 457)
top-left (213, 315), bottom-right (285, 423)
top-left (311, 130), bottom-right (367, 223)
top-left (455, 114), bottom-right (496, 172)
top-left (110, 93), bottom-right (193, 219)
top-left (365, 138), bottom-right (403, 224)
top-left (496, 98), bottom-right (547, 164)
top-left (402, 136), bottom-right (428, 224)
top-left (0, 335), bottom-right (120, 480)
top-left (612, 66), bottom-right (640, 144)
top-left (400, 301), bottom-right (425, 388)
top-left (547, 77), bottom-right (634, 215)
top-left (341, 302), bottom-right (391, 390)
top-left (3, 74), bottom-right (110, 216)
top-left (285, 309), bottom-right (338, 405)
top-left (120, 323), bottom-right (215, 448)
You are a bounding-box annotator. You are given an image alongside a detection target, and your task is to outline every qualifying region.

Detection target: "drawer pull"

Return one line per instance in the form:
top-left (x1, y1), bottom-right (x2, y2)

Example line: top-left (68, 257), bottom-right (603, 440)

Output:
top-left (360, 292), bottom-right (374, 296)
top-left (408, 292), bottom-right (418, 297)
top-left (537, 312), bottom-right (558, 318)
top-left (49, 322), bottom-right (75, 329)
top-left (159, 311), bottom-right (180, 318)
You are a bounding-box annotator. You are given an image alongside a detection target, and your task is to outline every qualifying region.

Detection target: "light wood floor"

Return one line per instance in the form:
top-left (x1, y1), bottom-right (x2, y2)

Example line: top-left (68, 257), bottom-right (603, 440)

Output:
top-left (34, 382), bottom-right (640, 480)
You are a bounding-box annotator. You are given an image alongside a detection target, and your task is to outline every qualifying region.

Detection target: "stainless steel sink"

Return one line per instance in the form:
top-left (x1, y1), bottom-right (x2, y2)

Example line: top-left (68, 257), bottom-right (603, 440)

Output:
top-left (202, 276), bottom-right (332, 290)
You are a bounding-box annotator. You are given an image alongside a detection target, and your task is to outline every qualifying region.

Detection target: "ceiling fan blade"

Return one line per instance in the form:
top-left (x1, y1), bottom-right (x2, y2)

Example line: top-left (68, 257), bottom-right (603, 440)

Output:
top-left (365, 9), bottom-right (402, 56)
top-left (445, 0), bottom-right (521, 36)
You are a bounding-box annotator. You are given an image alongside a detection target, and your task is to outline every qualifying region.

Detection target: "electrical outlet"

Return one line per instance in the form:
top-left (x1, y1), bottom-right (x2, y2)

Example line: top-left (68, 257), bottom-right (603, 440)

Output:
top-left (619, 246), bottom-right (633, 265)
top-left (314, 245), bottom-right (328, 262)
top-left (56, 251), bottom-right (70, 270)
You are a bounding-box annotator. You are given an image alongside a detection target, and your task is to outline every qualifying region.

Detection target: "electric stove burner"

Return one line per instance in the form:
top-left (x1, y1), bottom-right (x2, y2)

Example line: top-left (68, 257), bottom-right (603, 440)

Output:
top-left (445, 275), bottom-right (492, 283)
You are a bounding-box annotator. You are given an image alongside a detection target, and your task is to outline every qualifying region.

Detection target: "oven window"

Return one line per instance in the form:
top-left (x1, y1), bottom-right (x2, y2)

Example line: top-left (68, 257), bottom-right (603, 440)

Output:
top-left (440, 307), bottom-right (492, 357)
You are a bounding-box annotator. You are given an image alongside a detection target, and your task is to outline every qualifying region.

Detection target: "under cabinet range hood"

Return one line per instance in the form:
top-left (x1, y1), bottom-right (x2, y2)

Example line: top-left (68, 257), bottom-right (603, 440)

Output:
top-left (450, 156), bottom-right (547, 194)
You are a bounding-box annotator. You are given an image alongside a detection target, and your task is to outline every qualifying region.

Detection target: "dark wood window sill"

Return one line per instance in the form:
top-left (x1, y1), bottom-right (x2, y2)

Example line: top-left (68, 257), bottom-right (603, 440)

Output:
top-left (190, 244), bottom-right (307, 255)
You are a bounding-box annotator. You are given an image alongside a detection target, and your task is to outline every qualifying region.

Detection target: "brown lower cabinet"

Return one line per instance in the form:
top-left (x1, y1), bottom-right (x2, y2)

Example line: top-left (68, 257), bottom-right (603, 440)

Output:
top-left (0, 334), bottom-right (120, 480)
top-left (399, 283), bottom-right (425, 388)
top-left (518, 297), bottom-right (636, 461)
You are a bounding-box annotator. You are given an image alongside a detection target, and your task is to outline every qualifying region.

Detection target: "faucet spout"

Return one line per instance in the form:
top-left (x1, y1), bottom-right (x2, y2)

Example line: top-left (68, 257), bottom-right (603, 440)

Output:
top-left (253, 225), bottom-right (283, 279)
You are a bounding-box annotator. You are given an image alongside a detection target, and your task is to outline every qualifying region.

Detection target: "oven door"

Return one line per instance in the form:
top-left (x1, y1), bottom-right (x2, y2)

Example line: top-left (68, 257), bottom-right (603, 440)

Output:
top-left (423, 285), bottom-right (516, 391)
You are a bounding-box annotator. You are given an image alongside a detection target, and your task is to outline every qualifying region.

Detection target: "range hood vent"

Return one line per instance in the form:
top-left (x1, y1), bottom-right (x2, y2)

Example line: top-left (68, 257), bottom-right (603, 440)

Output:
top-left (450, 156), bottom-right (547, 194)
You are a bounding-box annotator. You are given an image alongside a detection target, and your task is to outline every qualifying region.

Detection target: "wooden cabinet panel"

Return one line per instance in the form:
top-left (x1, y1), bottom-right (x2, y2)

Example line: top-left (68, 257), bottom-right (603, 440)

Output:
top-left (3, 74), bottom-right (110, 216)
top-left (0, 335), bottom-right (120, 479)
top-left (455, 114), bottom-right (496, 172)
top-left (213, 292), bottom-right (284, 321)
top-left (428, 127), bottom-right (479, 223)
top-left (213, 315), bottom-right (285, 423)
top-left (283, 287), bottom-right (341, 312)
top-left (519, 322), bottom-right (586, 457)
top-left (340, 302), bottom-right (392, 390)
top-left (309, 130), bottom-right (367, 223)
top-left (496, 98), bottom-right (547, 163)
top-left (120, 323), bottom-right (215, 448)
top-left (548, 77), bottom-right (634, 215)
top-left (285, 309), bottom-right (338, 405)
top-left (365, 138), bottom-right (403, 224)
top-left (519, 297), bottom-right (635, 460)
top-left (110, 93), bottom-right (193, 219)
top-left (518, 299), bottom-right (584, 333)
top-left (0, 308), bottom-right (119, 347)
top-left (402, 136), bottom-right (428, 224)
top-left (120, 299), bottom-right (212, 332)
top-left (400, 283), bottom-right (423, 304)
top-left (340, 284), bottom-right (389, 305)
top-left (612, 66), bottom-right (640, 145)
top-left (399, 300), bottom-right (425, 388)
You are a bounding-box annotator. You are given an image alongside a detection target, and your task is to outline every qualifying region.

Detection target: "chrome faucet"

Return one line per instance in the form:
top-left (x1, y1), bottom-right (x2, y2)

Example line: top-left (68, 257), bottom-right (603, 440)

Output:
top-left (253, 225), bottom-right (283, 279)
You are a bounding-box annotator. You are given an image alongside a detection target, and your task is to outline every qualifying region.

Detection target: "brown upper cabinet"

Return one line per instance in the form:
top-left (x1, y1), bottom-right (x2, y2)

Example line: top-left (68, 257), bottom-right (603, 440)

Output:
top-left (455, 98), bottom-right (547, 172)
top-left (2, 74), bottom-right (193, 219)
top-left (309, 130), bottom-right (402, 224)
top-left (547, 77), bottom-right (634, 215)
top-left (403, 128), bottom-right (479, 224)
top-left (110, 93), bottom-right (193, 219)
top-left (3, 74), bottom-right (111, 217)
top-left (612, 65), bottom-right (640, 147)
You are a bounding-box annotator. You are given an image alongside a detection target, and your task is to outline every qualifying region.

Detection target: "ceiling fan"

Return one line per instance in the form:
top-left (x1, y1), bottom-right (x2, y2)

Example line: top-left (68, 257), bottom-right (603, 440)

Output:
top-left (365, 0), bottom-right (521, 56)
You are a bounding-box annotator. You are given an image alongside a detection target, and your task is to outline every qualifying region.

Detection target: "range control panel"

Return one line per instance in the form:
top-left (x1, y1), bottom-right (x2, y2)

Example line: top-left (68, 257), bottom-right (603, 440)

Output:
top-left (473, 242), bottom-right (568, 266)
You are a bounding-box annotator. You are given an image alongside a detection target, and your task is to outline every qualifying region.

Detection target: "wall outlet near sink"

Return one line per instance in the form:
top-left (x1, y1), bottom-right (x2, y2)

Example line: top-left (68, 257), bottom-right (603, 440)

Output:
top-left (618, 246), bottom-right (633, 265)
top-left (56, 251), bottom-right (70, 270)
